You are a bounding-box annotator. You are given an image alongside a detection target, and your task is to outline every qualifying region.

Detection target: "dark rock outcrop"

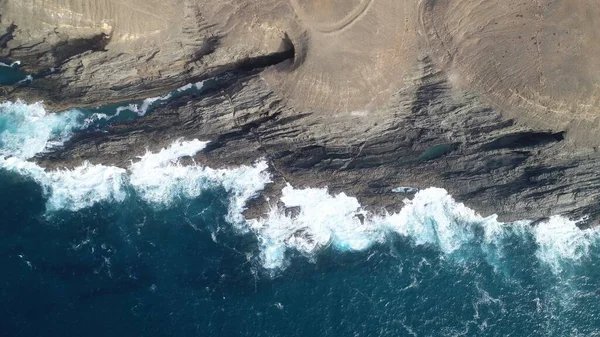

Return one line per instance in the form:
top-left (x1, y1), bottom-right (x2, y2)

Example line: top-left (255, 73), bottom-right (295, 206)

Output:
top-left (36, 63), bottom-right (600, 227)
top-left (3, 0), bottom-right (600, 227)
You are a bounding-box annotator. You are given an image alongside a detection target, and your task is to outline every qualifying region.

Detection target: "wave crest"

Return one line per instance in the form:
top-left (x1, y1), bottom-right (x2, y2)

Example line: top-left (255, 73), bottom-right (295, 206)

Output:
top-left (1, 99), bottom-right (598, 275)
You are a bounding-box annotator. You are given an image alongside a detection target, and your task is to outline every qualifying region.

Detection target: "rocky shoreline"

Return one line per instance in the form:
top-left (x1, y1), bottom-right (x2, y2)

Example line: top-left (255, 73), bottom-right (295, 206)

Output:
top-left (2, 0), bottom-right (600, 227)
top-left (34, 64), bottom-right (600, 228)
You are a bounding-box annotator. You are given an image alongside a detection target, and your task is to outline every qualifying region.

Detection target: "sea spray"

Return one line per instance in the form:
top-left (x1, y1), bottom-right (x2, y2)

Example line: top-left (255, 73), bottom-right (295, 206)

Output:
top-left (0, 100), bottom-right (270, 217)
top-left (0, 100), bottom-right (127, 210)
top-left (128, 139), bottom-right (271, 226)
top-left (248, 185), bottom-right (600, 273)
top-left (0, 157), bottom-right (127, 212)
top-left (2, 99), bottom-right (599, 276)
top-left (249, 186), bottom-right (491, 270)
top-left (533, 216), bottom-right (599, 273)
top-left (0, 60), bottom-right (21, 68)
top-left (1, 140), bottom-right (271, 216)
top-left (0, 100), bottom-right (83, 158)
top-left (2, 98), bottom-right (600, 335)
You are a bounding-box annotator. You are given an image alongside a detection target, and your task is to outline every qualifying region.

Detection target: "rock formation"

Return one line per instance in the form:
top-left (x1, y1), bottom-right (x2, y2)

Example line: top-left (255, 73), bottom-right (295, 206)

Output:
top-left (2, 0), bottom-right (600, 226)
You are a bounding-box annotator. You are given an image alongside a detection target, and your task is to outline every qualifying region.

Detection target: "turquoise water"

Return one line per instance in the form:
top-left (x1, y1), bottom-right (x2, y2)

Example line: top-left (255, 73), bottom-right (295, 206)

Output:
top-left (1, 99), bottom-right (600, 336)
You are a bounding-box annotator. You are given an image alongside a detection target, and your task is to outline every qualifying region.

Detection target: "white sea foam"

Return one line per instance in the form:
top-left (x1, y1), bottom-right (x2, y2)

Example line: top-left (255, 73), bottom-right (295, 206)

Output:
top-left (249, 185), bottom-right (374, 269)
top-left (112, 80), bottom-right (203, 116)
top-left (176, 81), bottom-right (204, 92)
top-left (1, 136), bottom-right (270, 215)
top-left (248, 185), bottom-right (600, 272)
top-left (1, 99), bottom-right (599, 274)
top-left (112, 94), bottom-right (172, 117)
top-left (0, 100), bottom-right (127, 211)
top-left (177, 84), bottom-right (194, 92)
top-left (81, 112), bottom-right (111, 129)
top-left (139, 95), bottom-right (171, 115)
top-left (17, 74), bottom-right (33, 84)
top-left (115, 104), bottom-right (138, 116)
top-left (0, 100), bottom-right (82, 159)
top-left (392, 187), bottom-right (419, 193)
top-left (249, 187), bottom-right (493, 269)
top-left (129, 139), bottom-right (214, 205)
top-left (1, 157), bottom-right (128, 211)
top-left (533, 216), bottom-right (599, 273)
top-left (0, 100), bottom-right (270, 217)
top-left (129, 140), bottom-right (271, 225)
top-left (0, 60), bottom-right (21, 68)
top-left (383, 188), bottom-right (487, 254)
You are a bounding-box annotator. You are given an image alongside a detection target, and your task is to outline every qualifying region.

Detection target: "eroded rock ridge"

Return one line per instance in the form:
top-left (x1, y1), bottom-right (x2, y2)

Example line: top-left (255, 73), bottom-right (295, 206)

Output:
top-left (2, 0), bottom-right (600, 226)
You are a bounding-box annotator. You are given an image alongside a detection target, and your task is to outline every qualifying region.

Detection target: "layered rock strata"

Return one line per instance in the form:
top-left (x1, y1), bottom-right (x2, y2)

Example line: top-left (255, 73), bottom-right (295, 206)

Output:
top-left (2, 0), bottom-right (600, 226)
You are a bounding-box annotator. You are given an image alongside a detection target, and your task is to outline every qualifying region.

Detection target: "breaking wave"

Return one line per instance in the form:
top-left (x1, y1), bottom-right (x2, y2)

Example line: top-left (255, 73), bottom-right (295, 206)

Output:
top-left (0, 99), bottom-right (598, 277)
top-left (0, 100), bottom-right (83, 158)
top-left (248, 184), bottom-right (600, 274)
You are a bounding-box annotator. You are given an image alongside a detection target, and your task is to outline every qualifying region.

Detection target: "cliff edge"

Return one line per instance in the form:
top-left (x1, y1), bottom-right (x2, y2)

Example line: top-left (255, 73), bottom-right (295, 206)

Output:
top-left (2, 0), bottom-right (600, 226)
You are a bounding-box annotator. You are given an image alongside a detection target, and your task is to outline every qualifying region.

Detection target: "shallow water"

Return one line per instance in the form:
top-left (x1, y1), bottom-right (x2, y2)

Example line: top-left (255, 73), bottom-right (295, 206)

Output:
top-left (1, 100), bottom-right (600, 336)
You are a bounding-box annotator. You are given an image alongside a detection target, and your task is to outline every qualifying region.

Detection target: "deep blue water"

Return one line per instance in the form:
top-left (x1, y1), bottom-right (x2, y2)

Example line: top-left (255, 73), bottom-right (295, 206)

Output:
top-left (1, 95), bottom-right (600, 337)
top-left (2, 170), bottom-right (600, 337)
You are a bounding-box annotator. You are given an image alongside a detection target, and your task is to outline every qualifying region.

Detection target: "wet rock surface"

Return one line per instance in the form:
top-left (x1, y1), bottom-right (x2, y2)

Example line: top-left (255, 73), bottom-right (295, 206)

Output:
top-left (36, 65), bottom-right (600, 228)
top-left (2, 0), bottom-right (600, 227)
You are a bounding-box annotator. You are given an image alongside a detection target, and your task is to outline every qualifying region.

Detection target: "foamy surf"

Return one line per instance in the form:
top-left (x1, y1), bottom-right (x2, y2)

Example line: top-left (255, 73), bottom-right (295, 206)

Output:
top-left (176, 81), bottom-right (205, 92)
top-left (0, 140), bottom-right (271, 218)
top-left (248, 185), bottom-right (600, 273)
top-left (533, 216), bottom-right (599, 273)
top-left (0, 100), bottom-right (270, 217)
top-left (0, 60), bottom-right (21, 68)
top-left (115, 94), bottom-right (173, 117)
top-left (16, 74), bottom-right (33, 84)
top-left (128, 139), bottom-right (271, 225)
top-left (0, 100), bottom-right (83, 159)
top-left (2, 157), bottom-right (128, 212)
top-left (1, 99), bottom-right (599, 276)
top-left (249, 186), bottom-right (489, 270)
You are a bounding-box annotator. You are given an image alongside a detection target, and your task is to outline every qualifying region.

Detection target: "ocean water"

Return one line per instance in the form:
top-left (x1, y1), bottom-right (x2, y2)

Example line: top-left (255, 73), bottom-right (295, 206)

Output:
top-left (1, 99), bottom-right (600, 337)
top-left (0, 61), bottom-right (33, 85)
